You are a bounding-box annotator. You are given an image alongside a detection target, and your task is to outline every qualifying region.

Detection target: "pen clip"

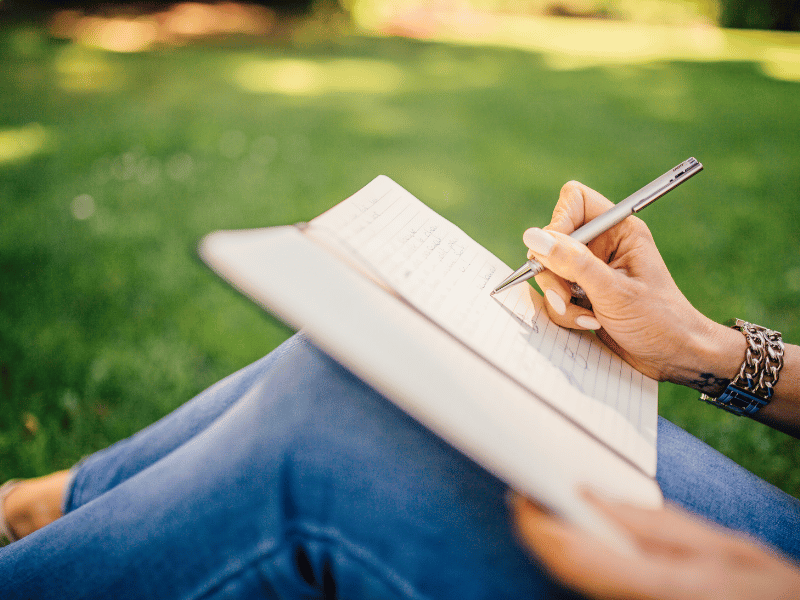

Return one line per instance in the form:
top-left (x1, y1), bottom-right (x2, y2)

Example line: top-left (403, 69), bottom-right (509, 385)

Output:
top-left (631, 158), bottom-right (703, 212)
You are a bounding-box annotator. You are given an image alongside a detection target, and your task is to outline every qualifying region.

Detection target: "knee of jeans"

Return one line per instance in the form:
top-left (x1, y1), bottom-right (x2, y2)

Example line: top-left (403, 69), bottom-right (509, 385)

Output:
top-left (263, 334), bottom-right (365, 400)
top-left (239, 334), bottom-right (371, 440)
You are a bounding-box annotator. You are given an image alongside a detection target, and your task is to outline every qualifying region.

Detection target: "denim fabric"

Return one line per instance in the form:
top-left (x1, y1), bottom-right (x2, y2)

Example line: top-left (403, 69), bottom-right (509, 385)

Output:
top-left (657, 418), bottom-right (800, 559)
top-left (1, 333), bottom-right (797, 599)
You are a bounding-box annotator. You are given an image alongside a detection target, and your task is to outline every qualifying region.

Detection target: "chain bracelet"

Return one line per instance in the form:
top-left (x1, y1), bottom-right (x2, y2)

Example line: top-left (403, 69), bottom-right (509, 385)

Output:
top-left (733, 321), bottom-right (784, 400)
top-left (736, 323), bottom-right (764, 390)
top-left (758, 327), bottom-right (784, 398)
top-left (700, 320), bottom-right (784, 416)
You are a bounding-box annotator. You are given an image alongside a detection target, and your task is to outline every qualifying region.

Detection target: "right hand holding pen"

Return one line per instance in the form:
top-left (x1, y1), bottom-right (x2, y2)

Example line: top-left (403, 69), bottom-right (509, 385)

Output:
top-left (526, 181), bottom-right (740, 387)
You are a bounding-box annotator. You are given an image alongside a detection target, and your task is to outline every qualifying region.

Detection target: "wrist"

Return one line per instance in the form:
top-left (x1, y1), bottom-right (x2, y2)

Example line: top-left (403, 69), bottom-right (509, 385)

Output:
top-left (668, 315), bottom-right (747, 395)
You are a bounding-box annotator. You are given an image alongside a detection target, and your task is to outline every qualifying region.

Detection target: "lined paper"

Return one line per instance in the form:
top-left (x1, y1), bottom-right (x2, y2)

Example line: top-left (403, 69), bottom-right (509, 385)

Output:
top-left (311, 176), bottom-right (657, 472)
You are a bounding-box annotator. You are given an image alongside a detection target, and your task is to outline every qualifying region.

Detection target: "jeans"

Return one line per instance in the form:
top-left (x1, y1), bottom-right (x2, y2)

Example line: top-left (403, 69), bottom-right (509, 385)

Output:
top-left (1, 333), bottom-right (798, 599)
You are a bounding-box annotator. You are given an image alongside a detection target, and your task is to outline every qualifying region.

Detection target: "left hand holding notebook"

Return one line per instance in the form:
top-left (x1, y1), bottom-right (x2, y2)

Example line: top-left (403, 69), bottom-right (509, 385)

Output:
top-left (510, 491), bottom-right (800, 600)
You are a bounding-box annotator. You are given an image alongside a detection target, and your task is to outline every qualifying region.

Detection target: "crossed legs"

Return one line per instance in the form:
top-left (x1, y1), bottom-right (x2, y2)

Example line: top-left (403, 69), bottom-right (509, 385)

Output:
top-left (1, 333), bottom-right (798, 599)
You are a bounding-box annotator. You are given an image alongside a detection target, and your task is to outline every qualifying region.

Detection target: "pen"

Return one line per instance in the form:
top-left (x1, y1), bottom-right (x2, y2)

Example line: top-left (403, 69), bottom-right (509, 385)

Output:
top-left (490, 157), bottom-right (703, 297)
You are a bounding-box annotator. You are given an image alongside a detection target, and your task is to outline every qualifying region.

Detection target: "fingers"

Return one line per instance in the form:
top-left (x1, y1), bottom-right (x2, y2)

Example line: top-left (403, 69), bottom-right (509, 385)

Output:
top-left (511, 490), bottom-right (800, 600)
top-left (522, 229), bottom-right (574, 319)
top-left (547, 181), bottom-right (615, 236)
top-left (523, 181), bottom-right (615, 328)
top-left (532, 266), bottom-right (601, 330)
top-left (523, 227), bottom-right (615, 328)
top-left (580, 491), bottom-right (712, 559)
top-left (509, 493), bottom-right (665, 600)
top-left (580, 490), bottom-right (770, 566)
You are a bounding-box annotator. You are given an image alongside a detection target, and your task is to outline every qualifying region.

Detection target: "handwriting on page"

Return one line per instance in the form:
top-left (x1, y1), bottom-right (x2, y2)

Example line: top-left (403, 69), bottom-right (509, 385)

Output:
top-left (313, 178), bottom-right (656, 455)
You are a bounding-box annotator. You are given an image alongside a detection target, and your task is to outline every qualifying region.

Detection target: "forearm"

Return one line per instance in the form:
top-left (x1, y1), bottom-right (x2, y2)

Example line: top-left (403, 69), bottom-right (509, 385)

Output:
top-left (668, 317), bottom-right (800, 437)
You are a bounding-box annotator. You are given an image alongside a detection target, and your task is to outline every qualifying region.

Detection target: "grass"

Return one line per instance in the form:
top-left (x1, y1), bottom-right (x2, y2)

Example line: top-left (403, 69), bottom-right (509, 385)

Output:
top-left (1, 21), bottom-right (799, 500)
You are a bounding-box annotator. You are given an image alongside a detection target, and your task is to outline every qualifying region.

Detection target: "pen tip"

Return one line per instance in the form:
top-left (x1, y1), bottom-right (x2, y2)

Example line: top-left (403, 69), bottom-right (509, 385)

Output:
top-left (489, 290), bottom-right (497, 297)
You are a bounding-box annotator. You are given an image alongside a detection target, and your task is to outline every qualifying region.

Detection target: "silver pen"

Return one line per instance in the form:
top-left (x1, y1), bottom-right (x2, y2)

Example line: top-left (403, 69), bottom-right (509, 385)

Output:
top-left (490, 157), bottom-right (703, 297)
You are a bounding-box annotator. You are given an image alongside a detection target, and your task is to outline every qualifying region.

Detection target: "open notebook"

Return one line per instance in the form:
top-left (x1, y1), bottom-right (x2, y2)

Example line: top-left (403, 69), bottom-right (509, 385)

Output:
top-left (200, 175), bottom-right (663, 550)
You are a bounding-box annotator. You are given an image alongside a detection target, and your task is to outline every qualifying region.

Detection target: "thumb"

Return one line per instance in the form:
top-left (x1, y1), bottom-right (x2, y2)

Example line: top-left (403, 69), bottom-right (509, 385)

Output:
top-left (524, 228), bottom-right (617, 299)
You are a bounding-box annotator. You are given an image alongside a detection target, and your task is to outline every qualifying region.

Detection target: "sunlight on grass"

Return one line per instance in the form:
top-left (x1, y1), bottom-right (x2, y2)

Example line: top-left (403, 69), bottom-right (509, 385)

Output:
top-left (53, 45), bottom-right (124, 92)
top-left (232, 57), bottom-right (406, 96)
top-left (762, 47), bottom-right (800, 81)
top-left (354, 9), bottom-right (800, 82)
top-left (75, 16), bottom-right (159, 53)
top-left (49, 4), bottom-right (276, 52)
top-left (0, 123), bottom-right (53, 165)
top-left (469, 19), bottom-right (800, 78)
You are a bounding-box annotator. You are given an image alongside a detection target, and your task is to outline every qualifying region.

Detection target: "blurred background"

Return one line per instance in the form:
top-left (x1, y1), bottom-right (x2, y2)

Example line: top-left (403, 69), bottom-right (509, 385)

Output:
top-left (1, 0), bottom-right (799, 501)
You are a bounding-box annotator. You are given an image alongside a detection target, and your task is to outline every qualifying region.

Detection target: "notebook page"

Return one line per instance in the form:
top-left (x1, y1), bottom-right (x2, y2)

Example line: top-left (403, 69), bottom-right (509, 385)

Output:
top-left (310, 176), bottom-right (657, 473)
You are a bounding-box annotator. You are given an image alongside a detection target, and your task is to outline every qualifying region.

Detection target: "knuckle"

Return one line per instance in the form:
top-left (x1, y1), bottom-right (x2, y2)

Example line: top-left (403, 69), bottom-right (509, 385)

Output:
top-left (560, 180), bottom-right (583, 197)
top-left (613, 216), bottom-right (655, 252)
top-left (549, 182), bottom-right (586, 231)
top-left (627, 215), bottom-right (654, 239)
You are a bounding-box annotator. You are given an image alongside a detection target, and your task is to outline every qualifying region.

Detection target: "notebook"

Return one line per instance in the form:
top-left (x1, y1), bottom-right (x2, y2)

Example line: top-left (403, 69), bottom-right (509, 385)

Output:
top-left (199, 175), bottom-right (663, 550)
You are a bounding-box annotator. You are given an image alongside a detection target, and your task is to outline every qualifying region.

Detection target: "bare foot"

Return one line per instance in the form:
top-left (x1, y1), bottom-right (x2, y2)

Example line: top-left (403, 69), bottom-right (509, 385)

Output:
top-left (3, 471), bottom-right (71, 540)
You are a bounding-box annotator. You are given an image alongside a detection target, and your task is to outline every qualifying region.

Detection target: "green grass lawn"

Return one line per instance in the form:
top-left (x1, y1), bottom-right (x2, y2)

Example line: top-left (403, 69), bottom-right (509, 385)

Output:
top-left (1, 22), bottom-right (799, 499)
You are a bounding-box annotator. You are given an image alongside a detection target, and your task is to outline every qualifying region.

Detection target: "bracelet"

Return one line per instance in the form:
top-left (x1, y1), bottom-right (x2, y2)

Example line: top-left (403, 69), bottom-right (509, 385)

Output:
top-left (699, 319), bottom-right (784, 416)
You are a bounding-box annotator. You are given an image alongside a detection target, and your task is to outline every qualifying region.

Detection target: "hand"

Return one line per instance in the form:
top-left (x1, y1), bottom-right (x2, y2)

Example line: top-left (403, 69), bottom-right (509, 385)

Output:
top-left (524, 181), bottom-right (743, 389)
top-left (509, 491), bottom-right (800, 600)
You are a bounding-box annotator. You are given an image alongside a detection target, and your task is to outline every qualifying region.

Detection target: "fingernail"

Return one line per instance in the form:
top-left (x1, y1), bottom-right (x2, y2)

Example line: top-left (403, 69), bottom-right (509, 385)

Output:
top-left (523, 228), bottom-right (555, 257)
top-left (576, 315), bottom-right (601, 330)
top-left (544, 289), bottom-right (566, 315)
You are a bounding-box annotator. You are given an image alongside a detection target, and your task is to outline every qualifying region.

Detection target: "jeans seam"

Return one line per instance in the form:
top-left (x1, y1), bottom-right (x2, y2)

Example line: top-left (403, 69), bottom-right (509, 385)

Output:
top-left (287, 520), bottom-right (430, 600)
top-left (190, 521), bottom-right (430, 600)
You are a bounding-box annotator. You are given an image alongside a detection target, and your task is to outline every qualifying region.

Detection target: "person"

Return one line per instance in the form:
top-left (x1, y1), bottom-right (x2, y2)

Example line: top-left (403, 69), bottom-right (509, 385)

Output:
top-left (1, 181), bottom-right (799, 599)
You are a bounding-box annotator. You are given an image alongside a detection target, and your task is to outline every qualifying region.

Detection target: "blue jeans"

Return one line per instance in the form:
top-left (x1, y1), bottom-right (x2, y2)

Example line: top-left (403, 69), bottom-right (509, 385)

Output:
top-left (1, 333), bottom-right (799, 599)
